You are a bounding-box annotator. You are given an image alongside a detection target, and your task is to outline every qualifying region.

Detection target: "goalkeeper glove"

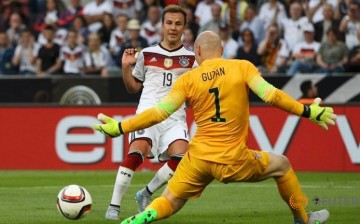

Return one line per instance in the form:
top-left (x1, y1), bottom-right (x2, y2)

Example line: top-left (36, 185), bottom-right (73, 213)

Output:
top-left (93, 113), bottom-right (122, 138)
top-left (302, 98), bottom-right (337, 130)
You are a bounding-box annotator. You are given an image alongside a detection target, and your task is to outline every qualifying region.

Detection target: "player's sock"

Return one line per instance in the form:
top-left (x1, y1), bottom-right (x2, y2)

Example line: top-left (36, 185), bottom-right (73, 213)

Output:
top-left (146, 196), bottom-right (174, 220)
top-left (142, 159), bottom-right (179, 195)
top-left (275, 168), bottom-right (309, 223)
top-left (110, 152), bottom-right (143, 206)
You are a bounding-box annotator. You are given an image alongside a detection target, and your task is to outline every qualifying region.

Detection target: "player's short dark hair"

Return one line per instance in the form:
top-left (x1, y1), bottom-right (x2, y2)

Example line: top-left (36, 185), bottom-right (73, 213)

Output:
top-left (300, 80), bottom-right (313, 96)
top-left (162, 4), bottom-right (187, 25)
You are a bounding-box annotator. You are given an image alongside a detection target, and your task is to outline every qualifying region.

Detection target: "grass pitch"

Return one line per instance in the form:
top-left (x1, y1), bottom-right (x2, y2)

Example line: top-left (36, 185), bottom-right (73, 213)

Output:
top-left (0, 171), bottom-right (359, 224)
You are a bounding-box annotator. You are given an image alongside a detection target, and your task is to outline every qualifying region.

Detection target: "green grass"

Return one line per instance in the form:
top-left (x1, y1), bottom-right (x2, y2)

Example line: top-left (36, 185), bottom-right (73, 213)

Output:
top-left (0, 171), bottom-right (359, 223)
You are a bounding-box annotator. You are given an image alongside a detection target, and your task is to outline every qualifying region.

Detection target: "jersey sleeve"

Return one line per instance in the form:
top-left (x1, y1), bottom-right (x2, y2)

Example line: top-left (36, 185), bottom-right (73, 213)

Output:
top-left (132, 51), bottom-right (145, 81)
top-left (121, 74), bottom-right (188, 133)
top-left (245, 61), bottom-right (304, 116)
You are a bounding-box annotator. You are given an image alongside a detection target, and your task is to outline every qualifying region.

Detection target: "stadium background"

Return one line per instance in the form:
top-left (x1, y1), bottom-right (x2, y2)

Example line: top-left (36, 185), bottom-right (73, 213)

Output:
top-left (0, 1), bottom-right (359, 223)
top-left (0, 0), bottom-right (359, 171)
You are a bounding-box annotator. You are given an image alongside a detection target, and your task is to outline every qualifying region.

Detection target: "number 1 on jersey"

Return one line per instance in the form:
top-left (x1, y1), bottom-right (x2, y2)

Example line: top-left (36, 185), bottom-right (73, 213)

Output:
top-left (209, 87), bottom-right (226, 122)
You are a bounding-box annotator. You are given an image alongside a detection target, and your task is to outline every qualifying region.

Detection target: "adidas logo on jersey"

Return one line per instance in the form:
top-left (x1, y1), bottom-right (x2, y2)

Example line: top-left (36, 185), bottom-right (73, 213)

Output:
top-left (150, 57), bottom-right (157, 62)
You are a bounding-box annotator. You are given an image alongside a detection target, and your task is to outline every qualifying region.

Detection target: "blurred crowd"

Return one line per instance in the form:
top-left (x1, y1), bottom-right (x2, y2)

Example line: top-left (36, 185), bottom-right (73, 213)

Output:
top-left (0, 0), bottom-right (359, 77)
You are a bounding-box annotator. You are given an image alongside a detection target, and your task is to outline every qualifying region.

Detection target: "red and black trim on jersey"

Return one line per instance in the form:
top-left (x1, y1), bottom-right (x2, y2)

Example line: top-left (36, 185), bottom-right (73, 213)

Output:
top-left (143, 48), bottom-right (195, 70)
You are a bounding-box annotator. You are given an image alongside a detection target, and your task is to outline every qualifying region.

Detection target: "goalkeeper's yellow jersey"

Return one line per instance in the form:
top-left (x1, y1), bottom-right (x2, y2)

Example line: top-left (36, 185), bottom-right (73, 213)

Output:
top-left (122, 58), bottom-right (304, 165)
top-left (176, 58), bottom-right (260, 164)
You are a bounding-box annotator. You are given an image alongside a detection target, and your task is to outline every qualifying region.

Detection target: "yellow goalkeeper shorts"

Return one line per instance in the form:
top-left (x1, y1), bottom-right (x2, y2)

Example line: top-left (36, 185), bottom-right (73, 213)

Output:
top-left (168, 149), bottom-right (270, 199)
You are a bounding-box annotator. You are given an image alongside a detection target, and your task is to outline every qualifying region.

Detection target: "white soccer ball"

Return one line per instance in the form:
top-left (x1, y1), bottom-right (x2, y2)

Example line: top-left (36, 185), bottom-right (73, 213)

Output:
top-left (56, 185), bottom-right (92, 220)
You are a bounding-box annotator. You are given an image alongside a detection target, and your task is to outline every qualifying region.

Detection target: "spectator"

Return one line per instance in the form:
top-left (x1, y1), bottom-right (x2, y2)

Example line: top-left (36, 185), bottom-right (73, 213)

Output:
top-left (35, 25), bottom-right (62, 76)
top-left (198, 3), bottom-right (223, 35)
top-left (109, 14), bottom-right (129, 57)
top-left (72, 15), bottom-right (90, 45)
top-left (281, 2), bottom-right (309, 51)
top-left (339, 0), bottom-right (360, 50)
top-left (139, 0), bottom-right (162, 23)
top-left (258, 0), bottom-right (287, 30)
top-left (67, 0), bottom-right (83, 17)
top-left (0, 31), bottom-right (17, 75)
top-left (316, 27), bottom-right (349, 74)
top-left (287, 23), bottom-right (320, 75)
top-left (184, 6), bottom-right (199, 39)
top-left (83, 32), bottom-right (111, 77)
top-left (6, 12), bottom-right (26, 47)
top-left (346, 29), bottom-right (360, 72)
top-left (83, 0), bottom-right (112, 33)
top-left (60, 29), bottom-right (85, 75)
top-left (239, 5), bottom-right (265, 44)
top-left (195, 0), bottom-right (223, 27)
top-left (12, 28), bottom-right (37, 75)
top-left (37, 23), bottom-right (68, 47)
top-left (33, 0), bottom-right (73, 33)
top-left (140, 5), bottom-right (162, 46)
top-left (182, 28), bottom-right (195, 51)
top-left (334, 0), bottom-right (349, 19)
top-left (223, 0), bottom-right (248, 31)
top-left (236, 28), bottom-right (261, 66)
top-left (308, 0), bottom-right (338, 24)
top-left (298, 80), bottom-right (319, 105)
top-left (257, 23), bottom-right (290, 74)
top-left (0, 0), bottom-right (30, 27)
top-left (98, 13), bottom-right (116, 47)
top-left (313, 3), bottom-right (342, 43)
top-left (118, 19), bottom-right (148, 67)
top-left (113, 0), bottom-right (142, 19)
top-left (219, 22), bottom-right (238, 59)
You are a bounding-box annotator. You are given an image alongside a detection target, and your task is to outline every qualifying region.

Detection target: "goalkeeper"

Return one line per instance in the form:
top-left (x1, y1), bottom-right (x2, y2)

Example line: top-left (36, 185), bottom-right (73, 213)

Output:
top-left (94, 31), bottom-right (336, 224)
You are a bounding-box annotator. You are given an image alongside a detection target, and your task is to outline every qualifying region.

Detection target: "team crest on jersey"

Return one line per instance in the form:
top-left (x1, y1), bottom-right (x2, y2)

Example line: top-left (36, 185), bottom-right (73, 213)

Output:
top-left (164, 58), bottom-right (173, 68)
top-left (179, 57), bottom-right (190, 67)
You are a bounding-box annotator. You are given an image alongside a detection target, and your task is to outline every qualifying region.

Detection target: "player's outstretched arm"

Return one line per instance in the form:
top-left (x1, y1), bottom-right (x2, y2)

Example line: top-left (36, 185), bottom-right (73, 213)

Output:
top-left (93, 80), bottom-right (187, 137)
top-left (248, 75), bottom-right (337, 130)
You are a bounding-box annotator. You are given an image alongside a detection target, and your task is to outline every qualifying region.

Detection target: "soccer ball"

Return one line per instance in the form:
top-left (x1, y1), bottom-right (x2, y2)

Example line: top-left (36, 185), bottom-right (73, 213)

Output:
top-left (56, 185), bottom-right (92, 220)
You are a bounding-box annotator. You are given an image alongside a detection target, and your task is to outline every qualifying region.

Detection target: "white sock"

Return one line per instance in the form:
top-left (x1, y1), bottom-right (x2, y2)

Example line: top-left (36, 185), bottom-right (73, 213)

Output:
top-left (141, 162), bottom-right (174, 196)
top-left (110, 166), bottom-right (134, 206)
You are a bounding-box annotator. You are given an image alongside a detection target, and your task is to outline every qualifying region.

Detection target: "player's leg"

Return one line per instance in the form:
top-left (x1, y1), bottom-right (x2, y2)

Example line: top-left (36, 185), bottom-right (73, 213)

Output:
top-left (256, 151), bottom-right (329, 224)
top-left (105, 138), bottom-right (151, 220)
top-left (135, 123), bottom-right (188, 211)
top-left (122, 154), bottom-right (213, 224)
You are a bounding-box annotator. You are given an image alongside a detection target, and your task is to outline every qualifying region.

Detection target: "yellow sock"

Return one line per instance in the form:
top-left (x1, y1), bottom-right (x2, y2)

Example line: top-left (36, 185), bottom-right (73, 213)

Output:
top-left (275, 168), bottom-right (308, 223)
top-left (146, 196), bottom-right (174, 220)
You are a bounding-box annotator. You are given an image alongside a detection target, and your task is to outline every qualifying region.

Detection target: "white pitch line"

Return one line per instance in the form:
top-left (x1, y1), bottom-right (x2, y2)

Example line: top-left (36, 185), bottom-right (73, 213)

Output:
top-left (0, 184), bottom-right (356, 190)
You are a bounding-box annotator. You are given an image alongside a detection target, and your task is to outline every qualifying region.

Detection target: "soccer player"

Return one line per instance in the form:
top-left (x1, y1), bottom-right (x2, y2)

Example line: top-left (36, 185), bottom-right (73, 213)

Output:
top-left (103, 5), bottom-right (196, 220)
top-left (94, 31), bottom-right (336, 224)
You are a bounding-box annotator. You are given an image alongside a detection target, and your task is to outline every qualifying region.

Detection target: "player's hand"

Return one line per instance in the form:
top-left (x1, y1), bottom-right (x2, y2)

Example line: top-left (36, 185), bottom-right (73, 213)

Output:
top-left (122, 48), bottom-right (138, 67)
top-left (93, 113), bottom-right (121, 138)
top-left (308, 98), bottom-right (337, 130)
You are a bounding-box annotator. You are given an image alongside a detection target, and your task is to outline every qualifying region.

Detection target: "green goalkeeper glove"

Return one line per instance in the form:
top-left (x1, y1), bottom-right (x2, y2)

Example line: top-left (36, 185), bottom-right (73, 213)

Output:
top-left (93, 113), bottom-right (122, 138)
top-left (302, 98), bottom-right (337, 130)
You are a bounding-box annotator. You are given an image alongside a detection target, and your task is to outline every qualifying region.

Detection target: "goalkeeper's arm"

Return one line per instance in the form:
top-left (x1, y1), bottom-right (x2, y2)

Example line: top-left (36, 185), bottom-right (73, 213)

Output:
top-left (247, 75), bottom-right (336, 130)
top-left (93, 82), bottom-right (187, 137)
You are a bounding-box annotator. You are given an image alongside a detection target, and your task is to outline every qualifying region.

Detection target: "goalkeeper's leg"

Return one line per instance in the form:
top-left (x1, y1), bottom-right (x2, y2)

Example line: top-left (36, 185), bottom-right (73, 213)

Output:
top-left (259, 152), bottom-right (329, 224)
top-left (105, 139), bottom-right (150, 220)
top-left (122, 187), bottom-right (187, 224)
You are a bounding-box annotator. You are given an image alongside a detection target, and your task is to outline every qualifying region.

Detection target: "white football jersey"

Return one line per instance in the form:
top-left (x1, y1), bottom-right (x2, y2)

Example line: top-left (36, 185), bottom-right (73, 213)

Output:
top-left (60, 44), bottom-right (85, 74)
top-left (133, 44), bottom-right (196, 121)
